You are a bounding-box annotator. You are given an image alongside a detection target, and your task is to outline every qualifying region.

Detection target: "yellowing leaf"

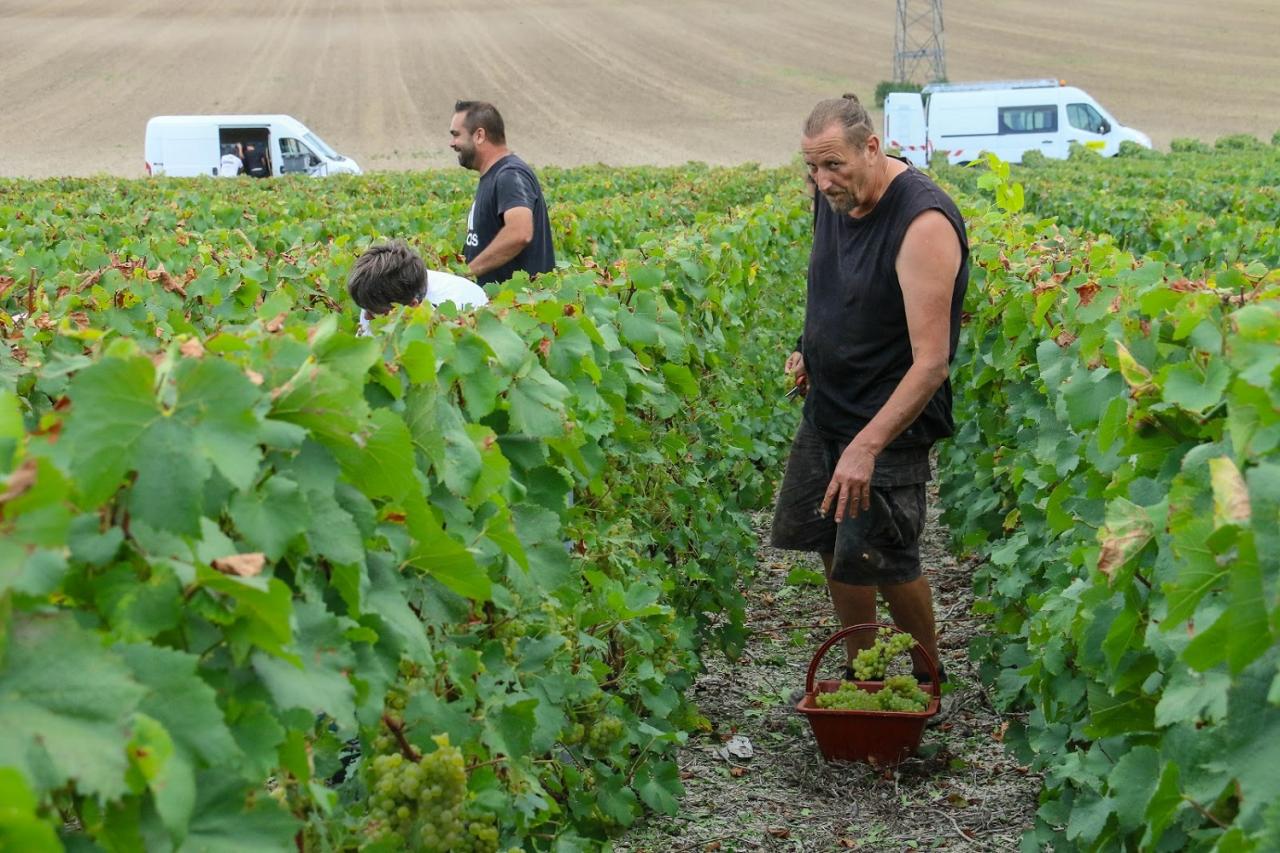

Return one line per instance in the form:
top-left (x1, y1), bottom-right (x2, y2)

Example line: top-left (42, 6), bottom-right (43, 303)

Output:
top-left (1209, 456), bottom-right (1251, 527)
top-left (1097, 499), bottom-right (1154, 580)
top-left (1114, 341), bottom-right (1152, 388)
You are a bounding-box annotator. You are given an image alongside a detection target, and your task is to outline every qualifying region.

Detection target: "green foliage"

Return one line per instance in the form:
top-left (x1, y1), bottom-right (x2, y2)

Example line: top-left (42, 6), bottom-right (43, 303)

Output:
top-left (7, 144), bottom-right (1276, 853)
top-left (1215, 133), bottom-right (1268, 151)
top-left (1115, 140), bottom-right (1160, 159)
top-left (1019, 149), bottom-right (1049, 168)
top-left (1171, 137), bottom-right (1212, 154)
top-left (0, 165), bottom-right (812, 849)
top-left (928, 150), bottom-right (952, 171)
top-left (874, 80), bottom-right (923, 108)
top-left (939, 159), bottom-right (1280, 851)
top-left (1068, 141), bottom-right (1103, 161)
top-left (938, 146), bottom-right (1280, 270)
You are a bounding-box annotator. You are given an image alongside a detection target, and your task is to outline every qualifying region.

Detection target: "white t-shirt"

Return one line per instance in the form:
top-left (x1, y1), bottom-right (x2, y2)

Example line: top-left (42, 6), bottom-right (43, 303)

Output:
top-left (357, 270), bottom-right (488, 335)
top-left (219, 154), bottom-right (242, 177)
top-left (425, 270), bottom-right (488, 309)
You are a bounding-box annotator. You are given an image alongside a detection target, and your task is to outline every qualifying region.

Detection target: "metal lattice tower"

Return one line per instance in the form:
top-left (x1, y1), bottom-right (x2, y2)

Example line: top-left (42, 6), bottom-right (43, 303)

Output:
top-left (893, 0), bottom-right (947, 84)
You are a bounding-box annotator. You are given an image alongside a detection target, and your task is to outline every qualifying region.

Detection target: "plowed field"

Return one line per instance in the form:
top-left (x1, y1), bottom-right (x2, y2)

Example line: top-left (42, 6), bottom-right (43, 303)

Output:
top-left (1, 0), bottom-right (1277, 177)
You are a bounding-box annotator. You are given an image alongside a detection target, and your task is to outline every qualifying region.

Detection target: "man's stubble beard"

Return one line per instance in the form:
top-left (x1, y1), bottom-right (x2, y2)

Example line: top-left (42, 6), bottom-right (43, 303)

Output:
top-left (824, 192), bottom-right (855, 215)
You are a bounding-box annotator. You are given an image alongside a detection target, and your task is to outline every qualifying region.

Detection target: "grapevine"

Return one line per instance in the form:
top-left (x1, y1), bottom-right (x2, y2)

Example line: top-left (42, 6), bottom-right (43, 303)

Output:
top-left (2, 148), bottom-right (1275, 852)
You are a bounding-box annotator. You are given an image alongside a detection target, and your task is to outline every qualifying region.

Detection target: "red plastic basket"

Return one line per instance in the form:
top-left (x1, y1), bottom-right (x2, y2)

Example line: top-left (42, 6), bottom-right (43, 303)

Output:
top-left (795, 623), bottom-right (941, 765)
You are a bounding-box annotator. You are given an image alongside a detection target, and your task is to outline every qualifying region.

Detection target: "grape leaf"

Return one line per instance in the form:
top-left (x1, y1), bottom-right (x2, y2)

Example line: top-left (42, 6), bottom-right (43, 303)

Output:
top-left (0, 613), bottom-right (145, 799)
top-left (0, 767), bottom-right (59, 851)
top-left (62, 356), bottom-right (157, 505)
top-left (250, 606), bottom-right (356, 731)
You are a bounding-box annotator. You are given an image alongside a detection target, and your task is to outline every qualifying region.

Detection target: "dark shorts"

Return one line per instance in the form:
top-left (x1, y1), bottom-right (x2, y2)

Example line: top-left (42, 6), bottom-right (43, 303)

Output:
top-left (770, 418), bottom-right (930, 586)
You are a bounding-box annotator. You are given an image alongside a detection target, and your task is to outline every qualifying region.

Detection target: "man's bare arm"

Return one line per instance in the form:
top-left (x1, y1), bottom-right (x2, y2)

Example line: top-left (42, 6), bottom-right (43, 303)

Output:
top-left (467, 206), bottom-right (534, 278)
top-left (821, 210), bottom-right (961, 520)
top-left (854, 210), bottom-right (960, 454)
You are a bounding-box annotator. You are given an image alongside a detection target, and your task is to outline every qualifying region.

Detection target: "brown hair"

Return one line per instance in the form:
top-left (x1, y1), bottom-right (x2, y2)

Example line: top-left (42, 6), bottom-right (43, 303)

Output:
top-left (346, 240), bottom-right (427, 314)
top-left (804, 93), bottom-right (875, 149)
top-left (454, 100), bottom-right (506, 145)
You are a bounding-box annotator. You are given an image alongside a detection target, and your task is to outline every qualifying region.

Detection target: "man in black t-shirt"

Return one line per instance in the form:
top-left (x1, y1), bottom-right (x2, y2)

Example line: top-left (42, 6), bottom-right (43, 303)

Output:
top-left (771, 94), bottom-right (969, 691)
top-left (449, 100), bottom-right (555, 289)
top-left (242, 143), bottom-right (269, 178)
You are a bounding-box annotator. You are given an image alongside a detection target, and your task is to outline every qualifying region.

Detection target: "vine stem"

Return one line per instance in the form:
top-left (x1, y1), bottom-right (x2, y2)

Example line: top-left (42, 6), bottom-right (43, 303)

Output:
top-left (1182, 795), bottom-right (1229, 829)
top-left (381, 714), bottom-right (422, 762)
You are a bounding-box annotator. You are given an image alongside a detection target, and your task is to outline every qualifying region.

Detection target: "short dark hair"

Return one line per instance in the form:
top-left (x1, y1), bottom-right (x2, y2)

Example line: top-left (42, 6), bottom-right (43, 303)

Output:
top-left (454, 100), bottom-right (506, 145)
top-left (805, 93), bottom-right (875, 149)
top-left (346, 240), bottom-right (427, 314)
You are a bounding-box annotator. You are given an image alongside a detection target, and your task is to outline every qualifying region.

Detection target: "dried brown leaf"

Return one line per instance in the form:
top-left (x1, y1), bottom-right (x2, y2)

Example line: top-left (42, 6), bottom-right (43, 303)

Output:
top-left (212, 553), bottom-right (266, 578)
top-left (0, 459), bottom-right (39, 508)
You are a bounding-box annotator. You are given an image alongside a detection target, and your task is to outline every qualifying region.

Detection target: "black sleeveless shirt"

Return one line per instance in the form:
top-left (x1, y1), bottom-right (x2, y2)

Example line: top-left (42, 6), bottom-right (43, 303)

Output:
top-left (800, 159), bottom-right (969, 449)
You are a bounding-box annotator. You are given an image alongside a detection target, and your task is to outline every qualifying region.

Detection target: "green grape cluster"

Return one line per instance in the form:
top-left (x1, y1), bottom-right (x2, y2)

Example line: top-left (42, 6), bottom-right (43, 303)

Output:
top-left (587, 715), bottom-right (624, 752)
top-left (877, 675), bottom-right (931, 711)
top-left (491, 617), bottom-right (528, 641)
top-left (815, 682), bottom-right (879, 710)
top-left (364, 734), bottom-right (495, 852)
top-left (563, 722), bottom-right (586, 745)
top-left (815, 674), bottom-right (930, 712)
top-left (849, 628), bottom-right (917, 680)
top-left (454, 809), bottom-right (501, 853)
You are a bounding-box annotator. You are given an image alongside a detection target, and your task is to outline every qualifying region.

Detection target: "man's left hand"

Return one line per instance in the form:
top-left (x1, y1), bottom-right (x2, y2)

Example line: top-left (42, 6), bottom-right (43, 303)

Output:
top-left (821, 443), bottom-right (877, 522)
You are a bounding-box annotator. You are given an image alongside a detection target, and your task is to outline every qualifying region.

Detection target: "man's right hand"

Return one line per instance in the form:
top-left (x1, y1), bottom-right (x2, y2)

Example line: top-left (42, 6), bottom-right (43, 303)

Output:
top-left (785, 351), bottom-right (808, 397)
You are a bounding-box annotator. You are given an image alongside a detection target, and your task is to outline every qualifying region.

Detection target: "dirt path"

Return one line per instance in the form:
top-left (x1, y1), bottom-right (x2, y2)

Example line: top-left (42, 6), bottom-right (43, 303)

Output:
top-left (617, 493), bottom-right (1039, 852)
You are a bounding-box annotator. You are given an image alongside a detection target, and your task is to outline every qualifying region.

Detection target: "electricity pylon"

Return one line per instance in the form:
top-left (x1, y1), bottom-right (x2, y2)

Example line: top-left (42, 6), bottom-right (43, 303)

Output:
top-left (893, 0), bottom-right (947, 84)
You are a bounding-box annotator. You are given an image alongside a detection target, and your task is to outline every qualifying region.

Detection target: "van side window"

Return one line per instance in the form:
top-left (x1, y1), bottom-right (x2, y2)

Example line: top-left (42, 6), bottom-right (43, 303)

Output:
top-left (280, 138), bottom-right (318, 174)
top-left (998, 105), bottom-right (1058, 134)
top-left (1067, 103), bottom-right (1106, 134)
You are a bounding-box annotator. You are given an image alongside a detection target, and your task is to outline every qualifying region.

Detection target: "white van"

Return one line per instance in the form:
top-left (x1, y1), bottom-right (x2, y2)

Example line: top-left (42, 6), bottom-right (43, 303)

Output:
top-left (144, 114), bottom-right (362, 177)
top-left (884, 79), bottom-right (1151, 166)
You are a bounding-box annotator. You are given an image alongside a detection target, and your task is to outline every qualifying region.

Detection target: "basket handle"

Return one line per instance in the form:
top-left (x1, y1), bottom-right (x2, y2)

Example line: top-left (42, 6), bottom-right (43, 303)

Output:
top-left (804, 622), bottom-right (941, 698)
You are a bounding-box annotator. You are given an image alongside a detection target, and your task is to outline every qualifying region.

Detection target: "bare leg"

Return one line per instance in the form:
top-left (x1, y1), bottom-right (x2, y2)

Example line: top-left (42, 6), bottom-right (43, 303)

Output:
top-left (878, 577), bottom-right (941, 676)
top-left (820, 553), bottom-right (877, 665)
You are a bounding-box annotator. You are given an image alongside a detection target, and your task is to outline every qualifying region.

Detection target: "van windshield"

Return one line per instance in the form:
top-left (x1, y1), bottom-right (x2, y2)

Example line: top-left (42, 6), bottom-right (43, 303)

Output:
top-left (304, 132), bottom-right (340, 160)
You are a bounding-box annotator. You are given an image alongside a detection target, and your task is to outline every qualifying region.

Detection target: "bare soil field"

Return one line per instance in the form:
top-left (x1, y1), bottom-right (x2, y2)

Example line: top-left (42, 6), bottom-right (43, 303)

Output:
top-left (1, 0), bottom-right (1277, 177)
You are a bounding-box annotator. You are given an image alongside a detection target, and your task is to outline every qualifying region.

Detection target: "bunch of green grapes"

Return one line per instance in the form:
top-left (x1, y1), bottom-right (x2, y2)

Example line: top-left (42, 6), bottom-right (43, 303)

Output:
top-left (815, 681), bottom-right (880, 710)
top-left (454, 809), bottom-right (502, 853)
top-left (364, 734), bottom-right (490, 851)
top-left (815, 674), bottom-right (930, 712)
top-left (587, 715), bottom-right (625, 752)
top-left (876, 675), bottom-right (931, 712)
top-left (849, 628), bottom-right (917, 680)
top-left (562, 721), bottom-right (587, 745)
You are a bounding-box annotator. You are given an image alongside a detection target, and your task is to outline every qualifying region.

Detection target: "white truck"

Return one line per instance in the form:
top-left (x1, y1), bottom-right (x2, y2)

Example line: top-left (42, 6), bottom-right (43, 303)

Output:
top-left (884, 79), bottom-right (1152, 166)
top-left (144, 114), bottom-right (362, 177)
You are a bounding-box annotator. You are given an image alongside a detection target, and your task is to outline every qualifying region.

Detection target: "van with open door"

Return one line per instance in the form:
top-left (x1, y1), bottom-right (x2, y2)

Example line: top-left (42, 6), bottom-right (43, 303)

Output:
top-left (884, 79), bottom-right (1151, 166)
top-left (144, 114), bottom-right (362, 177)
